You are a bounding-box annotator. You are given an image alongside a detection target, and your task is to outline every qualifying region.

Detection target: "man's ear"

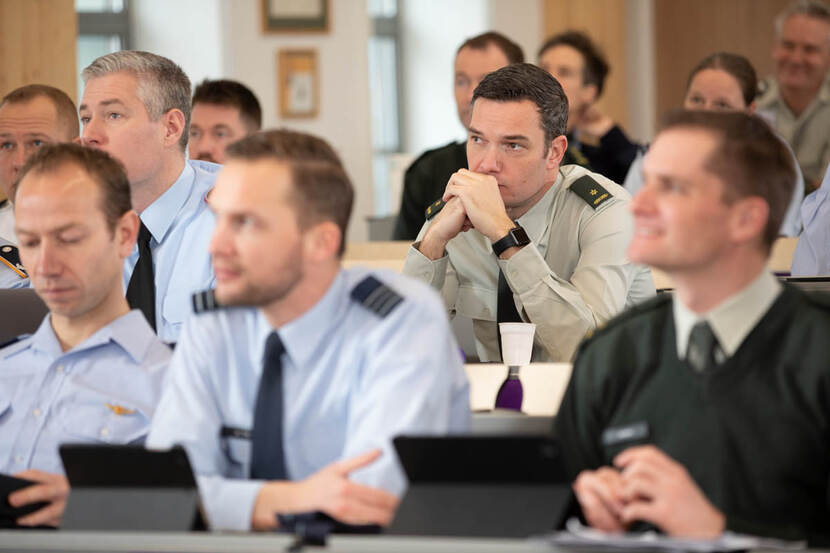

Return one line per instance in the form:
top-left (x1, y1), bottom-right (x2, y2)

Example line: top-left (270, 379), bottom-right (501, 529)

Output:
top-left (303, 220), bottom-right (342, 263)
top-left (730, 196), bottom-right (769, 246)
top-left (117, 209), bottom-right (140, 258)
top-left (546, 135), bottom-right (569, 170)
top-left (161, 108), bottom-right (186, 148)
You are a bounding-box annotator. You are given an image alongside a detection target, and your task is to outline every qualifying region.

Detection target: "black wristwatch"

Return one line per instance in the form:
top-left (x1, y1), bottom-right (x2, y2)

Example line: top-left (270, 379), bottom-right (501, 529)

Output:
top-left (491, 223), bottom-right (530, 256)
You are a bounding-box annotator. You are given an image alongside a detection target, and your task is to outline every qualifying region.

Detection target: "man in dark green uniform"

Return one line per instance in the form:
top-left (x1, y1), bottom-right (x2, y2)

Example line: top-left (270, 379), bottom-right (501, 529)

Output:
top-left (556, 110), bottom-right (830, 544)
top-left (392, 32), bottom-right (524, 240)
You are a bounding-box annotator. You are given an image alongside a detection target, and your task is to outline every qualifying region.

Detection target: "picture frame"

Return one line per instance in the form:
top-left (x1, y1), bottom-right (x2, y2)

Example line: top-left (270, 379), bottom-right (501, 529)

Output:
top-left (278, 49), bottom-right (319, 119)
top-left (261, 0), bottom-right (329, 33)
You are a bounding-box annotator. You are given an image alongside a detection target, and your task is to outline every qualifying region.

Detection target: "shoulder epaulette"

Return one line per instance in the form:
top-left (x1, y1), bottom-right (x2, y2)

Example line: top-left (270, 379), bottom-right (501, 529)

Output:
top-left (351, 276), bottom-right (403, 318)
top-left (581, 294), bottom-right (671, 345)
top-left (0, 244), bottom-right (27, 279)
top-left (424, 198), bottom-right (446, 220)
top-left (0, 334), bottom-right (24, 350)
top-left (191, 289), bottom-right (221, 314)
top-left (569, 175), bottom-right (613, 210)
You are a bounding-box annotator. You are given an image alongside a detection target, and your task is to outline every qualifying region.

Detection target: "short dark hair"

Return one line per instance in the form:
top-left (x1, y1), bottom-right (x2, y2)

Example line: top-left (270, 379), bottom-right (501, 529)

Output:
top-left (14, 143), bottom-right (132, 233)
top-left (472, 63), bottom-right (568, 147)
top-left (192, 79), bottom-right (263, 131)
top-left (457, 31), bottom-right (524, 64)
top-left (686, 52), bottom-right (757, 107)
top-left (226, 129), bottom-right (352, 255)
top-left (660, 110), bottom-right (794, 251)
top-left (538, 31), bottom-right (610, 97)
top-left (0, 84), bottom-right (79, 139)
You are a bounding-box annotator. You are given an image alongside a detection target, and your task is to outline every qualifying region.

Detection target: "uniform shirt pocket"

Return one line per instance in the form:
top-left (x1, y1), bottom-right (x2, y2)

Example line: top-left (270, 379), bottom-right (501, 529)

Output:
top-left (162, 290), bottom-right (193, 329)
top-left (55, 381), bottom-right (152, 445)
top-left (455, 285), bottom-right (497, 322)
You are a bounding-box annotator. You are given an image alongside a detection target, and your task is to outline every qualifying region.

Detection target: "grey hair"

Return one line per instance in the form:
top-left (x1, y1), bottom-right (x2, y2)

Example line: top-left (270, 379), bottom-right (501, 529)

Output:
top-left (82, 50), bottom-right (191, 151)
top-left (774, 0), bottom-right (830, 37)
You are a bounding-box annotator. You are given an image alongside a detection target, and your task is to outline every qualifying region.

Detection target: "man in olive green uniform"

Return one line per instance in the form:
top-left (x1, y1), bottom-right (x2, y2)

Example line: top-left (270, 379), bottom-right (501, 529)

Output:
top-left (393, 32), bottom-right (524, 240)
top-left (402, 64), bottom-right (655, 363)
top-left (557, 111), bottom-right (830, 544)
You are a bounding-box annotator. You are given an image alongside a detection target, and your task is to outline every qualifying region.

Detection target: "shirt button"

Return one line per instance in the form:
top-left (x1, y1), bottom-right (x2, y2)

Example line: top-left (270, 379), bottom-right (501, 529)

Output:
top-left (100, 427), bottom-right (110, 438)
top-left (32, 408), bottom-right (41, 416)
top-left (56, 365), bottom-right (64, 374)
top-left (15, 455), bottom-right (24, 464)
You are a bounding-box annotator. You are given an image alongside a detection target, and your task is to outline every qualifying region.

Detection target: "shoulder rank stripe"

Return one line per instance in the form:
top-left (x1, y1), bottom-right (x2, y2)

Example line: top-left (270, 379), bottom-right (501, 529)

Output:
top-left (351, 275), bottom-right (403, 318)
top-left (424, 198), bottom-right (446, 220)
top-left (192, 289), bottom-right (221, 314)
top-left (0, 244), bottom-right (26, 278)
top-left (570, 175), bottom-right (612, 210)
top-left (0, 335), bottom-right (24, 350)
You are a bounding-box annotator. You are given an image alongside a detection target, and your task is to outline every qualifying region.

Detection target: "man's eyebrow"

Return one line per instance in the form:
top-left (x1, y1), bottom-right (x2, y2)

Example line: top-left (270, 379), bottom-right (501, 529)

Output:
top-left (468, 126), bottom-right (483, 135)
top-left (502, 134), bottom-right (530, 142)
top-left (16, 222), bottom-right (83, 235)
top-left (79, 98), bottom-right (126, 111)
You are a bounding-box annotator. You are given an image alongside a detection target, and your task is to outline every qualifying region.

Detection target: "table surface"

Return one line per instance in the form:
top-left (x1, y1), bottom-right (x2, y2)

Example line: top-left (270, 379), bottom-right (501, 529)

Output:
top-left (0, 530), bottom-right (818, 553)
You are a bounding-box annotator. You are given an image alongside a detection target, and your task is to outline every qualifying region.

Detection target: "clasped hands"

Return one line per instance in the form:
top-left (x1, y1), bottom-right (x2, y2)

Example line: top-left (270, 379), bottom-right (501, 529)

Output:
top-left (419, 169), bottom-right (517, 260)
top-left (574, 445), bottom-right (725, 538)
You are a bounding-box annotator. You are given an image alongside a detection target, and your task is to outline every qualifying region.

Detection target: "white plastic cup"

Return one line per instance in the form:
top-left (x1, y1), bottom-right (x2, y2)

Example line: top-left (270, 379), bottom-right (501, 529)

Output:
top-left (498, 322), bottom-right (536, 366)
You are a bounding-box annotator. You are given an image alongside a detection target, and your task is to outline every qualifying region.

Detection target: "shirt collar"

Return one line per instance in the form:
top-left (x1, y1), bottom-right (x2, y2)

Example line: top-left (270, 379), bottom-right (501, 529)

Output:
top-left (257, 269), bottom-right (348, 370)
top-left (516, 173), bottom-right (560, 243)
top-left (139, 161), bottom-right (194, 244)
top-left (27, 309), bottom-right (158, 363)
top-left (673, 270), bottom-right (782, 360)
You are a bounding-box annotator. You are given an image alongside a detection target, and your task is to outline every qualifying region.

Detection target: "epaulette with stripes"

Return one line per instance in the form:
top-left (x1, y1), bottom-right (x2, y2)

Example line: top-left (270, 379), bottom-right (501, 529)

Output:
top-left (0, 334), bottom-right (24, 350)
top-left (0, 243), bottom-right (27, 279)
top-left (191, 289), bottom-right (221, 314)
top-left (569, 175), bottom-right (612, 210)
top-left (350, 276), bottom-right (403, 318)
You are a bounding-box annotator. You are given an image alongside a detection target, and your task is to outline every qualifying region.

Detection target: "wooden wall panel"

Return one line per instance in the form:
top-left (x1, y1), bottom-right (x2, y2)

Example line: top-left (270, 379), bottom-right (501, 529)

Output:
top-left (0, 0), bottom-right (78, 102)
top-left (543, 0), bottom-right (629, 129)
top-left (654, 0), bottom-right (789, 120)
top-left (0, 0), bottom-right (77, 201)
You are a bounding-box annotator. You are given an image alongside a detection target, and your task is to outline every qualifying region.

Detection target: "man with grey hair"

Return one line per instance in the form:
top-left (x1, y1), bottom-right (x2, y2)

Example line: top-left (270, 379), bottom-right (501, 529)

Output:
top-left (79, 50), bottom-right (219, 343)
top-left (757, 0), bottom-right (830, 192)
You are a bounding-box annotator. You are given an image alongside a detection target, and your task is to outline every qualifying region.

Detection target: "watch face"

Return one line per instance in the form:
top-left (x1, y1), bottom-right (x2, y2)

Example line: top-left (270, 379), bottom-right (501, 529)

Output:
top-left (511, 226), bottom-right (530, 245)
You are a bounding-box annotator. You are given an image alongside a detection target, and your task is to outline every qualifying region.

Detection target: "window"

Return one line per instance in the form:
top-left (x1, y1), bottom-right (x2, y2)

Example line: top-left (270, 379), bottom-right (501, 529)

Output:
top-left (367, 0), bottom-right (404, 219)
top-left (76, 0), bottom-right (131, 94)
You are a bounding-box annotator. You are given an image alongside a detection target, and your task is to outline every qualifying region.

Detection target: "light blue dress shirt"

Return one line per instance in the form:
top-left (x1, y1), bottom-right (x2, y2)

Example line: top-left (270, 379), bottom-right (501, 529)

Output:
top-left (123, 159), bottom-right (219, 343)
top-left (147, 267), bottom-right (471, 531)
top-left (792, 165), bottom-right (830, 276)
top-left (0, 237), bottom-right (28, 289)
top-left (623, 137), bottom-right (805, 237)
top-left (0, 310), bottom-right (171, 475)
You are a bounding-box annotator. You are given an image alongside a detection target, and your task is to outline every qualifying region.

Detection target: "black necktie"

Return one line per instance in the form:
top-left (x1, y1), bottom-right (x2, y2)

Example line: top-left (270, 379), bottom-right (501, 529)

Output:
top-left (497, 269), bottom-right (522, 360)
top-left (250, 332), bottom-right (287, 480)
top-left (126, 222), bottom-right (156, 331)
top-left (687, 321), bottom-right (718, 373)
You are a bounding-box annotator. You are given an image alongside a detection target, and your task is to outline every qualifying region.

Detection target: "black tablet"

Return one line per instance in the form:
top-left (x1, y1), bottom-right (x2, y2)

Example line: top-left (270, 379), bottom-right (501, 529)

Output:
top-left (58, 444), bottom-right (205, 531)
top-left (387, 435), bottom-right (574, 538)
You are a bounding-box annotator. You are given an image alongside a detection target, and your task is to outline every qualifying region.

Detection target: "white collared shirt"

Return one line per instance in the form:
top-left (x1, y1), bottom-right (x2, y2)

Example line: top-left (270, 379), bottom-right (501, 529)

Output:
top-left (673, 270), bottom-right (782, 363)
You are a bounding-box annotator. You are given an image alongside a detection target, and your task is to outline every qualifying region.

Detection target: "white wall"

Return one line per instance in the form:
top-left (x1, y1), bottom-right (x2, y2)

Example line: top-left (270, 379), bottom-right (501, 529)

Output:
top-left (130, 0), bottom-right (225, 86)
top-left (220, 0), bottom-right (374, 242)
top-left (400, 0), bottom-right (542, 156)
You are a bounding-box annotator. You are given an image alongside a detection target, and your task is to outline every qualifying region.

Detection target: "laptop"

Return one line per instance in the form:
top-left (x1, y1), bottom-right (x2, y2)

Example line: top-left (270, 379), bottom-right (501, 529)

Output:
top-left (387, 435), bottom-right (573, 538)
top-left (59, 444), bottom-right (206, 531)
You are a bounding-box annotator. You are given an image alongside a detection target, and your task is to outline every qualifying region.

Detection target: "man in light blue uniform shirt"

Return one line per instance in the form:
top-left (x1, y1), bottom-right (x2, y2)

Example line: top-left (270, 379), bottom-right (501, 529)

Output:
top-left (79, 51), bottom-right (219, 343)
top-left (0, 144), bottom-right (170, 527)
top-left (792, 163), bottom-right (830, 275)
top-left (147, 130), bottom-right (470, 531)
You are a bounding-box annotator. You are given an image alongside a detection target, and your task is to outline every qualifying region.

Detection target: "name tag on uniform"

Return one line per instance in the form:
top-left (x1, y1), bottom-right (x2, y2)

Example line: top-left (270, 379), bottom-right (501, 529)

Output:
top-left (220, 426), bottom-right (251, 440)
top-left (601, 421), bottom-right (650, 447)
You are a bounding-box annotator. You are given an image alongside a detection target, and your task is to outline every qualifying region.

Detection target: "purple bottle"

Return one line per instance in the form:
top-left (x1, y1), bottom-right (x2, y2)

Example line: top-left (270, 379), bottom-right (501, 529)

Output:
top-left (495, 366), bottom-right (523, 410)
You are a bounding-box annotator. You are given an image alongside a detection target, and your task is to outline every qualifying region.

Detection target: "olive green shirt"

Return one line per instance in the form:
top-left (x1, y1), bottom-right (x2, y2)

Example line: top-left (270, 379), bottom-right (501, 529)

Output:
top-left (402, 165), bottom-right (656, 363)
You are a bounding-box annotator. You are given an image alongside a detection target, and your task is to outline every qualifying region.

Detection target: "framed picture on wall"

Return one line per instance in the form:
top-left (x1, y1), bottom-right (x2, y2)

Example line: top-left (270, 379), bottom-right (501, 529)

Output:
top-left (261, 0), bottom-right (329, 33)
top-left (278, 49), bottom-right (319, 119)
